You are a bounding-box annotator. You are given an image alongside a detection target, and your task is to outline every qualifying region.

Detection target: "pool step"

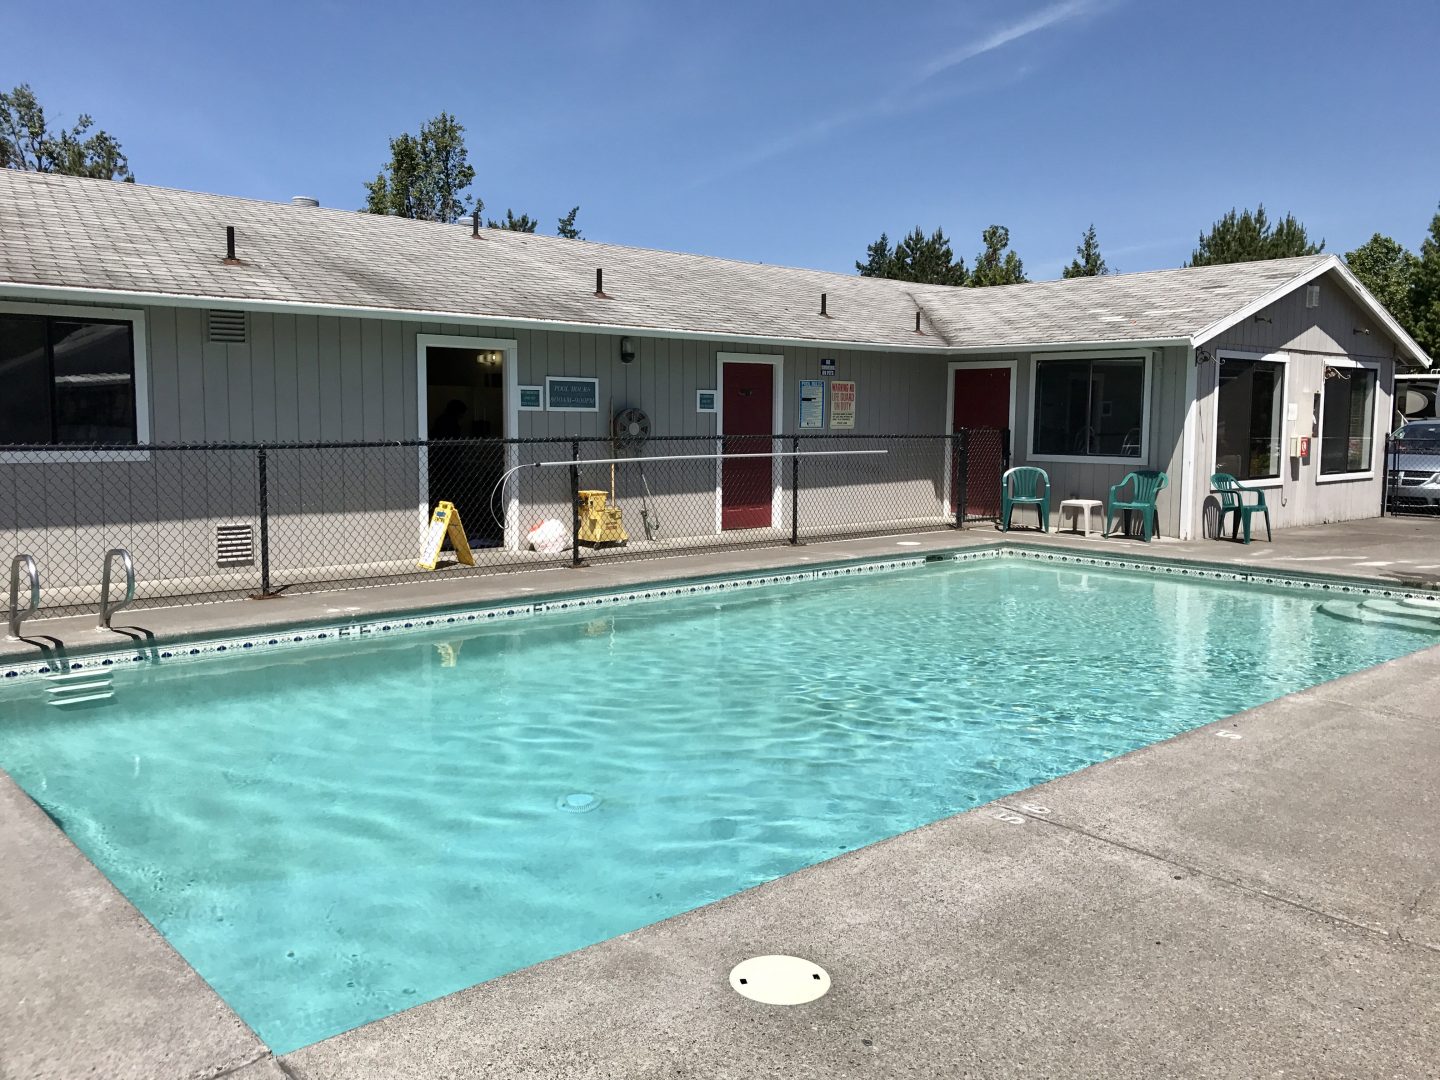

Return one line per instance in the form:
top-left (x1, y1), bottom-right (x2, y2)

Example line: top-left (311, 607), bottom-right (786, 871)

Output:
top-left (1318, 599), bottom-right (1440, 634)
top-left (45, 671), bottom-right (114, 707)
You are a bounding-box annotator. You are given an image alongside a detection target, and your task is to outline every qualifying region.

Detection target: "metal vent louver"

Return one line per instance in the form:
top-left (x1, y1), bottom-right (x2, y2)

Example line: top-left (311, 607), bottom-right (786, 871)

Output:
top-left (216, 523), bottom-right (255, 567)
top-left (1305, 284), bottom-right (1320, 309)
top-left (208, 309), bottom-right (248, 344)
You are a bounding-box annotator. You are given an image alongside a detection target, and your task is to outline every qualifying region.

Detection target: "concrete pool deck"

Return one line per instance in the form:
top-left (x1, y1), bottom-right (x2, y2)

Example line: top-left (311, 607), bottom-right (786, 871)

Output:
top-left (3, 516), bottom-right (1438, 668)
top-left (1, 518), bottom-right (1437, 1078)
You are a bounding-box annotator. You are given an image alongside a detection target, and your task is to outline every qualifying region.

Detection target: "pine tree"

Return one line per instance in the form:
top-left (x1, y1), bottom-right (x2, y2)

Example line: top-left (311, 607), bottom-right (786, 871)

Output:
top-left (1409, 205), bottom-right (1440, 361)
top-left (557, 205), bottom-right (581, 239)
top-left (1062, 224), bottom-right (1109, 278)
top-left (364, 113), bottom-right (477, 223)
top-left (856, 228), bottom-right (966, 285)
top-left (1188, 205), bottom-right (1322, 266)
top-left (488, 209), bottom-right (538, 232)
top-left (969, 225), bottom-right (1026, 286)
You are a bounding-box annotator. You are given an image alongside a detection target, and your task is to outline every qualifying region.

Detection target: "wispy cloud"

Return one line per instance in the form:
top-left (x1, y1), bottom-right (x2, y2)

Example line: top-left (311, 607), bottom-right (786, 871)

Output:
top-left (694, 0), bottom-right (1103, 185)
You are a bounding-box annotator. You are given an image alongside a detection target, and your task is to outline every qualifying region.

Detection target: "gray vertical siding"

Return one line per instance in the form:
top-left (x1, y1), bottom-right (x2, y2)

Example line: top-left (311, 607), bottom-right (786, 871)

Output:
top-left (1, 272), bottom-right (1408, 598)
top-left (1191, 270), bottom-right (1396, 532)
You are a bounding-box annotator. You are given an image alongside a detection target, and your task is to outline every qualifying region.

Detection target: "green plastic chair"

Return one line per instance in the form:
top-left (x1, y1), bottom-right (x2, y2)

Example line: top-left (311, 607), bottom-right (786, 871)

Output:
top-left (1000, 467), bottom-right (1050, 532)
top-left (1210, 473), bottom-right (1272, 543)
top-left (1104, 470), bottom-right (1168, 541)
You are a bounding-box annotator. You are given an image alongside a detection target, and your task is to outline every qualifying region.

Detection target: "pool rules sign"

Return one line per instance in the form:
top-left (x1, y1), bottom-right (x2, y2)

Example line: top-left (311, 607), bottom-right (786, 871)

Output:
top-left (829, 381), bottom-right (856, 429)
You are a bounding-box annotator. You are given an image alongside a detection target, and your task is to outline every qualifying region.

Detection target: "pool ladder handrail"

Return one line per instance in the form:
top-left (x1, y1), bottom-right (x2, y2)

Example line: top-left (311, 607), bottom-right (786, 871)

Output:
top-left (8, 554), bottom-right (40, 640)
top-left (99, 548), bottom-right (136, 630)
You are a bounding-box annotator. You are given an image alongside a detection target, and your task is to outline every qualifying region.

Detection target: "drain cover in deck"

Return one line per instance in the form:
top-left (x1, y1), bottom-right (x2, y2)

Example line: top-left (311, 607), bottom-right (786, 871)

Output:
top-left (728, 955), bottom-right (830, 1005)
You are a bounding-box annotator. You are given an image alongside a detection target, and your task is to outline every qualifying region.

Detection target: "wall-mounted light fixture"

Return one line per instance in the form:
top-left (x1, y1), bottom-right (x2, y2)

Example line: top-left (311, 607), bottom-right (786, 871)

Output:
top-left (1253, 314), bottom-right (1273, 324)
top-left (620, 336), bottom-right (636, 364)
top-left (1353, 327), bottom-right (1371, 336)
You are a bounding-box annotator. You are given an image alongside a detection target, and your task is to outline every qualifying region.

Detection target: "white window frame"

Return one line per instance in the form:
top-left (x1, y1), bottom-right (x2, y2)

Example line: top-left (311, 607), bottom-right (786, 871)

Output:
top-left (415, 333), bottom-right (520, 548)
top-left (1211, 349), bottom-right (1289, 491)
top-left (1026, 350), bottom-right (1153, 466)
top-left (715, 351), bottom-right (784, 535)
top-left (0, 300), bottom-right (150, 463)
top-left (1316, 356), bottom-right (1381, 484)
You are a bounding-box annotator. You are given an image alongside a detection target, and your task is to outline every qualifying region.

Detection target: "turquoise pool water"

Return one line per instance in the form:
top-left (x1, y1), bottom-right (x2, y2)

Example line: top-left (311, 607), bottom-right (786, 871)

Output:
top-left (0, 558), bottom-right (1435, 1052)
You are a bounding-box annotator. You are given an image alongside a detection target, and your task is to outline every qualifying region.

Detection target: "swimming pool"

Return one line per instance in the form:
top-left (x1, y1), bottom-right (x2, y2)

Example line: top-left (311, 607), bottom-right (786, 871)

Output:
top-left (0, 554), bottom-right (1435, 1052)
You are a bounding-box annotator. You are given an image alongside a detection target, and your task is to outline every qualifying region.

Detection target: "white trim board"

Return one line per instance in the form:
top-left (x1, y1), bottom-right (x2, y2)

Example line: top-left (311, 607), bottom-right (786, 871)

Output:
top-left (1192, 255), bottom-right (1430, 369)
top-left (716, 351), bottom-right (785, 535)
top-left (0, 299), bottom-right (150, 463)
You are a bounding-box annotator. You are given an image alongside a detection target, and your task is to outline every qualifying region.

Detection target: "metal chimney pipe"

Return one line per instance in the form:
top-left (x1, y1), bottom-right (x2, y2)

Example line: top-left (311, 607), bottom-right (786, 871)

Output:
top-left (471, 210), bottom-right (480, 238)
top-left (595, 268), bottom-right (605, 296)
top-left (820, 293), bottom-right (828, 316)
top-left (224, 226), bottom-right (237, 264)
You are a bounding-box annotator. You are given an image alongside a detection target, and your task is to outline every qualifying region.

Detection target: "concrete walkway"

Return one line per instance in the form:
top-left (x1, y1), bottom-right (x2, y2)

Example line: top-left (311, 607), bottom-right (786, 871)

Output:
top-left (1, 519), bottom-right (1437, 1078)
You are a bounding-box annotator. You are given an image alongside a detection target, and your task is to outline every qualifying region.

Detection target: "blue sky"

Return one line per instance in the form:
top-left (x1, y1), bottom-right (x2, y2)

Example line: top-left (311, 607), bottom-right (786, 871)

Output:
top-left (10, 0), bottom-right (1439, 278)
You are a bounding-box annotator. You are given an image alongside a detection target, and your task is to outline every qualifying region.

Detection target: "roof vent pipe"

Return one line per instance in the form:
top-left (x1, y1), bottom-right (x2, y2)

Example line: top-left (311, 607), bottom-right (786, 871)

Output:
top-left (820, 293), bottom-right (828, 316)
top-left (223, 226), bottom-right (239, 265)
top-left (595, 268), bottom-right (606, 297)
top-left (290, 195), bottom-right (320, 208)
top-left (471, 210), bottom-right (480, 238)
top-left (914, 310), bottom-right (922, 334)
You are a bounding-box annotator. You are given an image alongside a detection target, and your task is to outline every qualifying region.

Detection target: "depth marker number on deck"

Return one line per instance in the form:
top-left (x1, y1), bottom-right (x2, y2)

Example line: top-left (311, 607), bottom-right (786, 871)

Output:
top-left (1215, 730), bottom-right (1243, 739)
top-left (993, 811), bottom-right (1025, 824)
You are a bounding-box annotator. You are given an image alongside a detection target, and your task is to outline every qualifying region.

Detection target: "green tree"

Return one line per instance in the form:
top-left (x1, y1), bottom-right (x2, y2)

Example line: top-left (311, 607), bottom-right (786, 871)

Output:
top-left (856, 227), bottom-right (967, 285)
top-left (1410, 205), bottom-right (1440, 361)
top-left (1344, 233), bottom-right (1417, 329)
top-left (557, 205), bottom-right (581, 239)
top-left (364, 112), bottom-right (476, 223)
top-left (1062, 224), bottom-right (1109, 278)
top-left (856, 232), bottom-right (897, 278)
top-left (1187, 205), bottom-right (1323, 266)
top-left (0, 83), bottom-right (133, 180)
top-left (969, 225), bottom-right (1026, 286)
top-left (488, 209), bottom-right (538, 232)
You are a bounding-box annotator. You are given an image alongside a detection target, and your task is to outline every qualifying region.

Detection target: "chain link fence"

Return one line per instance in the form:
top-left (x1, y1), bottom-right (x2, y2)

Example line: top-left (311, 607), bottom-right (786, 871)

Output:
top-left (2, 430), bottom-right (1009, 618)
top-left (1382, 431), bottom-right (1440, 518)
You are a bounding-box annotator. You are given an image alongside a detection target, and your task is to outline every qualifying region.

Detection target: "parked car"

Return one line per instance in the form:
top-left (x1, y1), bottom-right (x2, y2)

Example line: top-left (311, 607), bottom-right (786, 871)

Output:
top-left (1388, 420), bottom-right (1440, 507)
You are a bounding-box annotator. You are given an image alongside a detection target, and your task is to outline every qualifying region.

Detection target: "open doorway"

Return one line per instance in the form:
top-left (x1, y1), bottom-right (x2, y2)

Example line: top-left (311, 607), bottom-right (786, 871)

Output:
top-left (425, 346), bottom-right (506, 545)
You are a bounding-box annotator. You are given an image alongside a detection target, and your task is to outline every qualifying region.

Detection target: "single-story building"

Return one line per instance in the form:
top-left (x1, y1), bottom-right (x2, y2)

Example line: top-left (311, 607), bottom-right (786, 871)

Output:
top-left (0, 171), bottom-right (1431, 601)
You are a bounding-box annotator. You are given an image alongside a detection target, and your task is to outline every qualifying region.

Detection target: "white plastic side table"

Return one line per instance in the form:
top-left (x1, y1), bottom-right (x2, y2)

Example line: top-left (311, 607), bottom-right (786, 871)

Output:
top-left (1058, 498), bottom-right (1104, 538)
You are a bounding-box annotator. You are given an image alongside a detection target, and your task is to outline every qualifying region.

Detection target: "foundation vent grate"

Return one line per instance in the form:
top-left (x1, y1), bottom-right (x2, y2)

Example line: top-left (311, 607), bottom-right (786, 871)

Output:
top-left (216, 523), bottom-right (255, 567)
top-left (208, 309), bottom-right (248, 344)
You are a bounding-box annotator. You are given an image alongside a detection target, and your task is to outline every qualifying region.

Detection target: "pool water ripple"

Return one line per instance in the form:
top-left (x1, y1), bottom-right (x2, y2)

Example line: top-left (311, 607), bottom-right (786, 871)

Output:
top-left (0, 559), bottom-right (1435, 1052)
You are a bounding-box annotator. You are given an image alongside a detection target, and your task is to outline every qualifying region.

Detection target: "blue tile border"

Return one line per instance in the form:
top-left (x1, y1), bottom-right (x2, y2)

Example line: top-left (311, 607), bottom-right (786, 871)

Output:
top-left (1, 545), bottom-right (1433, 686)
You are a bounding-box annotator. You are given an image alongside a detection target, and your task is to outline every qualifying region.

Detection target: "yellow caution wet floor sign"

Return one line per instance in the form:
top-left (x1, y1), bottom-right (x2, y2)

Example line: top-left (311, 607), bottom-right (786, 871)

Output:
top-left (418, 501), bottom-right (475, 570)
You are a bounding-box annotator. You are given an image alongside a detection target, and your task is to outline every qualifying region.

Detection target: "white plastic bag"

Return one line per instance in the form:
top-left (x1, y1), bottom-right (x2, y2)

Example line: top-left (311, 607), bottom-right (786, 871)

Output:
top-left (526, 519), bottom-right (568, 554)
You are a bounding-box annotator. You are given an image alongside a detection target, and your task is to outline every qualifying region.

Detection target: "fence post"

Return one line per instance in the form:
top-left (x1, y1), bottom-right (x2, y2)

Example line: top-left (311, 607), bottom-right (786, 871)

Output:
top-left (256, 445), bottom-right (272, 596)
top-left (789, 434), bottom-right (802, 545)
top-left (569, 438), bottom-right (585, 568)
top-left (955, 429), bottom-right (969, 529)
top-left (1001, 427), bottom-right (1012, 473)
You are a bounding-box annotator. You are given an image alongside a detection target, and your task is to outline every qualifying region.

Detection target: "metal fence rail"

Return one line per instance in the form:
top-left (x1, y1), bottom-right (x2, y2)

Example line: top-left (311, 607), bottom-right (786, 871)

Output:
top-left (1382, 433), bottom-right (1440, 518)
top-left (0, 430), bottom-right (1010, 617)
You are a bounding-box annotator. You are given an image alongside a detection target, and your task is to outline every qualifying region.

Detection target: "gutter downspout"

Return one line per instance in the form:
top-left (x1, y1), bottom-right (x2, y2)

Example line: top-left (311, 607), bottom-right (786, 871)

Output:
top-left (1178, 342), bottom-right (1199, 540)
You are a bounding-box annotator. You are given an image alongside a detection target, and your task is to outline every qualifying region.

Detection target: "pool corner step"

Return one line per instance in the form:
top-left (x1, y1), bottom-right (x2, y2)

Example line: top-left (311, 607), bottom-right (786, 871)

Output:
top-left (45, 671), bottom-right (115, 707)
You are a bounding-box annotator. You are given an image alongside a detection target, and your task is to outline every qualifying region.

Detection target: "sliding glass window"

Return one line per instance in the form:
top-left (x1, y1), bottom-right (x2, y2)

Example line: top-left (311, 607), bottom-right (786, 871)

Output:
top-left (1320, 366), bottom-right (1377, 475)
top-left (1032, 357), bottom-right (1145, 458)
top-left (0, 313), bottom-right (136, 444)
top-left (1215, 358), bottom-right (1284, 481)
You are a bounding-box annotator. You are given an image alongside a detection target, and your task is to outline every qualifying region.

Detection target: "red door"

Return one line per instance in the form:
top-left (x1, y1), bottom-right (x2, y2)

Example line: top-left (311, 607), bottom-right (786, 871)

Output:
top-left (721, 362), bottom-right (774, 530)
top-left (952, 367), bottom-right (1010, 519)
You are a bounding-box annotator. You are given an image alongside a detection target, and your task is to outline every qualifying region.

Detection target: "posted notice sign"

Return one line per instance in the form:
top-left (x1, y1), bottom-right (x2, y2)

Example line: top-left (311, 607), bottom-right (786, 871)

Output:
top-left (545, 376), bottom-right (599, 412)
top-left (798, 379), bottom-right (825, 429)
top-left (829, 380), bottom-right (856, 429)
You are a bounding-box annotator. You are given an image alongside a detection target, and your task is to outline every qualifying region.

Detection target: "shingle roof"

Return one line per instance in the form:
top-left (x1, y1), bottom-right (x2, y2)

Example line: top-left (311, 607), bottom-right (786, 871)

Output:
top-left (0, 170), bottom-right (1357, 354)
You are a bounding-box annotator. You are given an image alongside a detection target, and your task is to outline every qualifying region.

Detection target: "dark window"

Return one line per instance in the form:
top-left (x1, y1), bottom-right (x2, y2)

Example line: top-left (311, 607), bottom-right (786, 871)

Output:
top-left (1032, 357), bottom-right (1145, 457)
top-left (0, 313), bottom-right (136, 445)
top-left (1320, 367), bottom-right (1376, 475)
top-left (1215, 359), bottom-right (1283, 481)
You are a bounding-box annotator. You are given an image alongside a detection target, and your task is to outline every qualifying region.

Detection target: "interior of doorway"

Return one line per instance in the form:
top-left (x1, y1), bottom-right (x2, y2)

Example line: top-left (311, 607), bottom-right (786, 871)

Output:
top-left (426, 346), bottom-right (506, 545)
